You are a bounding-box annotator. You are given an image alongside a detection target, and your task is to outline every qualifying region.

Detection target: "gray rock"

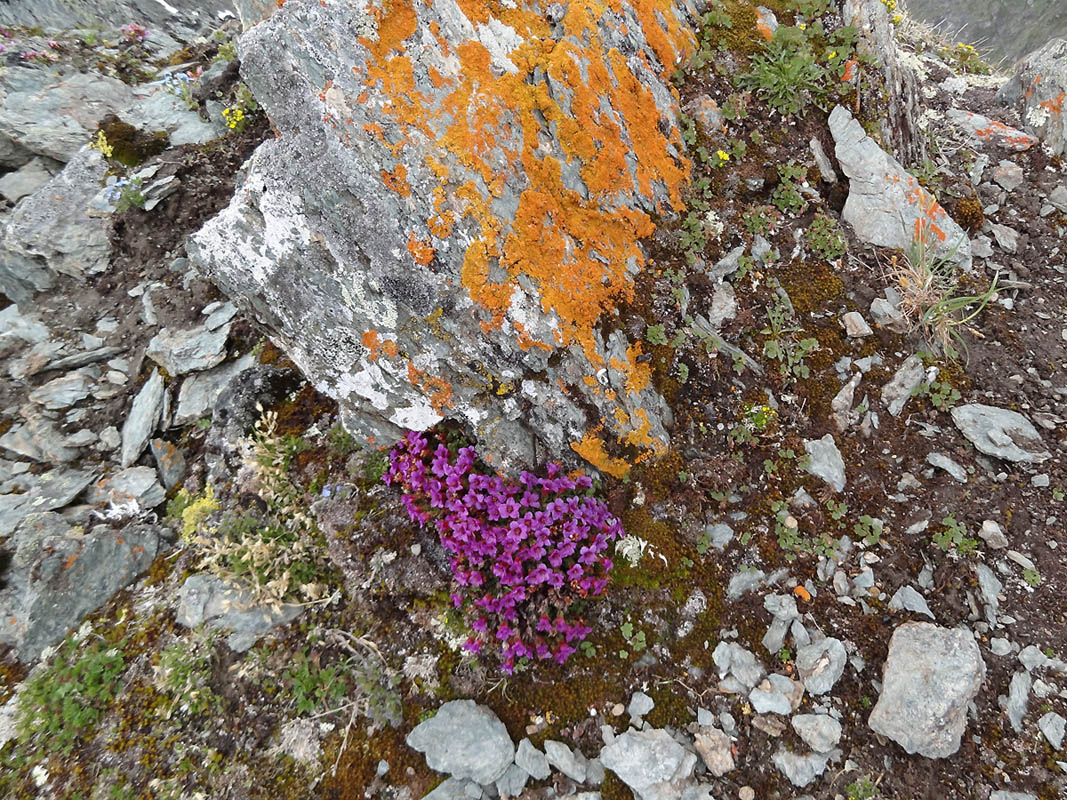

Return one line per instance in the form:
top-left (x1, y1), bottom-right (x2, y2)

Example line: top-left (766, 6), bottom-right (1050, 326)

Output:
top-left (992, 161), bottom-right (1025, 192)
top-left (990, 638), bottom-right (1014, 657)
top-left (803, 434), bottom-right (846, 492)
top-left (86, 466), bottom-right (166, 510)
top-left (975, 563), bottom-right (1003, 627)
top-left (989, 793), bottom-right (1037, 800)
top-left (708, 283), bottom-right (737, 328)
top-left (989, 223), bottom-right (1020, 253)
top-left (28, 369), bottom-right (95, 410)
top-left (946, 109), bottom-right (1037, 152)
top-left (713, 641), bottom-right (764, 690)
top-left (888, 586), bottom-right (935, 619)
top-left (121, 369), bottom-right (164, 467)
top-left (126, 85), bottom-right (223, 147)
top-left (951, 404), bottom-right (1051, 463)
top-left (980, 520), bottom-right (1010, 549)
top-left (586, 757), bottom-right (605, 785)
top-left (762, 593), bottom-right (799, 654)
top-left (0, 70), bottom-right (134, 163)
top-left (1050, 184), bottom-right (1067, 213)
top-left (842, 311), bottom-right (872, 337)
top-left (0, 413), bottom-right (79, 463)
top-left (146, 325), bottom-right (231, 376)
top-left (999, 669), bottom-right (1031, 733)
top-left (0, 147), bottom-right (111, 303)
top-left (749, 682), bottom-right (792, 716)
top-left (868, 623), bottom-right (986, 757)
top-left (628, 691), bottom-right (655, 722)
top-left (927, 453), bottom-right (968, 483)
top-left (704, 523), bottom-right (734, 551)
top-left (544, 740), bottom-right (587, 783)
top-left (997, 38), bottom-right (1067, 156)
top-left (495, 763), bottom-right (529, 798)
top-left (150, 439), bottom-right (186, 491)
top-left (829, 106), bottom-right (971, 272)
top-left (0, 157), bottom-right (57, 203)
top-left (727, 568), bottom-right (765, 600)
top-left (708, 245), bottom-right (747, 281)
top-left (881, 355), bottom-right (924, 417)
top-left (515, 738), bottom-right (550, 781)
top-left (203, 301), bottom-right (239, 331)
top-left (406, 700), bottom-right (514, 785)
top-left (796, 638), bottom-right (847, 695)
top-left (694, 726), bottom-right (734, 776)
top-left (599, 727), bottom-right (698, 800)
top-left (422, 778), bottom-right (485, 800)
top-left (870, 296), bottom-right (907, 331)
top-left (177, 573), bottom-right (303, 653)
top-left (1038, 711), bottom-right (1065, 750)
top-left (771, 746), bottom-right (832, 788)
top-left (0, 467), bottom-right (95, 536)
top-left (0, 2), bottom-right (232, 44)
top-left (685, 95), bottom-right (724, 136)
top-left (809, 136), bottom-right (837, 183)
top-left (791, 714), bottom-right (842, 753)
top-left (174, 352), bottom-right (256, 426)
top-left (0, 513), bottom-right (162, 662)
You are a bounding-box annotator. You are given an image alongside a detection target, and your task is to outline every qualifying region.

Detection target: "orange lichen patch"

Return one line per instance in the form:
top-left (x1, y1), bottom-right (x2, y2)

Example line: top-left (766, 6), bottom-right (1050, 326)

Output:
top-left (514, 321), bottom-right (554, 352)
top-left (381, 163), bottom-right (412, 196)
top-left (407, 232), bottom-right (436, 265)
top-left (756, 19), bottom-right (774, 40)
top-left (621, 408), bottom-right (666, 453)
top-left (571, 431), bottom-right (631, 478)
top-left (361, 0), bottom-right (419, 62)
top-left (407, 362), bottom-right (455, 412)
top-left (1040, 90), bottom-right (1065, 114)
top-left (610, 342), bottom-right (652, 395)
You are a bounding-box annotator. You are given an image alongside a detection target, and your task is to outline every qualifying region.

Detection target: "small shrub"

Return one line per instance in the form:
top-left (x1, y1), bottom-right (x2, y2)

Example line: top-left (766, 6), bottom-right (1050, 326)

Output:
top-left (385, 430), bottom-right (623, 673)
top-left (807, 212), bottom-right (846, 259)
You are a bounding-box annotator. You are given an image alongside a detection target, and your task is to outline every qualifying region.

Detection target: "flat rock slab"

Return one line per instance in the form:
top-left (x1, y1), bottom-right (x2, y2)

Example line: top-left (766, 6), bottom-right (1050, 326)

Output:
top-left (600, 727), bottom-right (698, 800)
top-left (406, 699), bottom-right (515, 785)
top-left (868, 622), bottom-right (985, 758)
top-left (829, 105), bottom-right (972, 271)
top-left (0, 512), bottom-right (162, 662)
top-left (0, 467), bottom-right (96, 536)
top-left (176, 573), bottom-right (302, 653)
top-left (174, 352), bottom-right (256, 426)
top-left (86, 466), bottom-right (166, 511)
top-left (951, 404), bottom-right (1050, 463)
top-left (121, 369), bottom-right (165, 467)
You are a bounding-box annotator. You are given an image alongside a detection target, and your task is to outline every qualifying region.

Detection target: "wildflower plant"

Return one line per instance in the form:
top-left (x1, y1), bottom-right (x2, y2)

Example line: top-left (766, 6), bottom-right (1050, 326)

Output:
top-left (385, 430), bottom-right (624, 673)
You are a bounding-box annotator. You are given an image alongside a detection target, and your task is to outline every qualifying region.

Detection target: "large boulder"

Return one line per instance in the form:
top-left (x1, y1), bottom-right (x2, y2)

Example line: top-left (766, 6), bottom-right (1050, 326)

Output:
top-left (997, 38), bottom-right (1067, 156)
top-left (0, 1), bottom-right (232, 39)
top-left (868, 622), bottom-right (985, 758)
top-left (188, 0), bottom-right (703, 472)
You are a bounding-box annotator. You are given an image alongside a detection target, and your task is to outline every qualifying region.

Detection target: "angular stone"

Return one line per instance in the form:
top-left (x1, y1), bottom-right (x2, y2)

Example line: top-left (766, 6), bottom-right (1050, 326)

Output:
top-left (0, 157), bottom-right (56, 203)
top-left (406, 700), bottom-right (514, 785)
top-left (0, 413), bottom-right (79, 463)
top-left (515, 738), bottom-right (551, 781)
top-left (771, 746), bottom-right (832, 788)
top-left (975, 563), bottom-right (1002, 627)
top-left (829, 106), bottom-right (971, 272)
top-left (628, 691), bottom-right (655, 722)
top-left (803, 434), bottom-right (846, 492)
top-left (600, 728), bottom-right (698, 800)
top-left (887, 586), bottom-right (934, 620)
top-left (121, 369), bottom-right (164, 467)
top-left (0, 513), bottom-right (162, 662)
top-left (927, 452), bottom-right (968, 483)
top-left (791, 714), bottom-right (842, 753)
top-left (999, 669), bottom-right (1031, 733)
top-left (797, 638), bottom-right (847, 696)
top-left (174, 352), bottom-right (256, 426)
top-left (951, 404), bottom-right (1051, 463)
top-left (694, 726), bottom-right (734, 776)
top-left (150, 438), bottom-right (187, 491)
top-left (0, 467), bottom-right (95, 537)
top-left (881, 355), bottom-right (924, 417)
top-left (868, 622), bottom-right (985, 757)
top-left (544, 740), bottom-right (587, 783)
top-left (495, 763), bottom-right (529, 798)
top-left (87, 466), bottom-right (166, 510)
top-left (176, 573), bottom-right (303, 654)
top-left (713, 641), bottom-right (764, 690)
top-left (841, 311), bottom-right (872, 337)
top-left (1038, 712), bottom-right (1066, 750)
top-left (28, 369), bottom-right (95, 410)
top-left (146, 325), bottom-right (230, 376)
top-left (946, 109), bottom-right (1037, 152)
top-left (992, 160), bottom-right (1025, 192)
top-left (0, 147), bottom-right (112, 303)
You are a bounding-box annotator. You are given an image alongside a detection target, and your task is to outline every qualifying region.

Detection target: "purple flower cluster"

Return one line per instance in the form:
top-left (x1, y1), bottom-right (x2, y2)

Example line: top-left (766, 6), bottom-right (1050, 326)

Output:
top-left (385, 431), bottom-right (624, 673)
top-left (119, 23), bottom-right (149, 44)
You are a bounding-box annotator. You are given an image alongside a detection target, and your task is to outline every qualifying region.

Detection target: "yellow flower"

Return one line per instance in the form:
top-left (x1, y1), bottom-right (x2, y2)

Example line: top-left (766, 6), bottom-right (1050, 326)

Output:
top-left (716, 149), bottom-right (730, 162)
top-left (798, 23), bottom-right (806, 30)
top-left (827, 50), bottom-right (837, 59)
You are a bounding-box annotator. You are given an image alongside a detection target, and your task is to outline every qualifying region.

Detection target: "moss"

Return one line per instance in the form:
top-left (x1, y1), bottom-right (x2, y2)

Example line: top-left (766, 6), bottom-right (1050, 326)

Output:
top-left (951, 195), bottom-right (985, 234)
top-left (96, 116), bottom-right (169, 167)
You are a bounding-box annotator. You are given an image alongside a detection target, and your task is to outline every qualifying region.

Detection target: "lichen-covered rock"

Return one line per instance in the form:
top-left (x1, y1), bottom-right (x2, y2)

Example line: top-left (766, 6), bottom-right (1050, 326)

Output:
top-left (997, 38), bottom-right (1067, 156)
top-left (829, 105), bottom-right (972, 272)
top-left (189, 0), bottom-right (703, 472)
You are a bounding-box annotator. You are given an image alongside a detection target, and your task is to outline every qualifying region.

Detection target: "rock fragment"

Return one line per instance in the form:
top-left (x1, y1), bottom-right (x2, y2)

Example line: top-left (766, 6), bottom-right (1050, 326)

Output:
top-left (796, 638), bottom-right (847, 696)
top-left (405, 700), bottom-right (515, 785)
top-left (599, 728), bottom-right (698, 800)
top-left (120, 369), bottom-right (164, 467)
top-left (868, 623), bottom-right (985, 757)
top-left (803, 434), bottom-right (846, 492)
top-left (951, 404), bottom-right (1050, 463)
top-left (791, 714), bottom-right (842, 753)
top-left (881, 355), bottom-right (924, 417)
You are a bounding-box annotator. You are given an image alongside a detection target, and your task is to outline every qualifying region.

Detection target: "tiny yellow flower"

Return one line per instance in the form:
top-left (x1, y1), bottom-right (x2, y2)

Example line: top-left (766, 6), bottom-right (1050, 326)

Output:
top-left (798, 23), bottom-right (806, 30)
top-left (827, 50), bottom-right (837, 60)
top-left (716, 149), bottom-right (730, 162)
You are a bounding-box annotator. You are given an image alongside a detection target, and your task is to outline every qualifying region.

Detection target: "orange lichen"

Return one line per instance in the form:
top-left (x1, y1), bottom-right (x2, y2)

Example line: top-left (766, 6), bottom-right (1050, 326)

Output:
top-left (407, 233), bottom-right (436, 265)
top-left (571, 431), bottom-right (631, 478)
top-left (407, 362), bottom-right (455, 412)
top-left (609, 342), bottom-right (652, 395)
top-left (381, 163), bottom-right (412, 196)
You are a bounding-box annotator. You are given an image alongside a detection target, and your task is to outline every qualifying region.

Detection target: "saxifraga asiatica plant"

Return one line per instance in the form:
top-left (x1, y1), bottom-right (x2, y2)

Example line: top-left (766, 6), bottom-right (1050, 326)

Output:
top-left (385, 430), bottom-right (623, 673)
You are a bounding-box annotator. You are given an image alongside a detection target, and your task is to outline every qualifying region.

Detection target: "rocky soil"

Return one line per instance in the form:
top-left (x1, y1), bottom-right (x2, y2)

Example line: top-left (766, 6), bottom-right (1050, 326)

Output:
top-left (0, 2), bottom-right (1065, 800)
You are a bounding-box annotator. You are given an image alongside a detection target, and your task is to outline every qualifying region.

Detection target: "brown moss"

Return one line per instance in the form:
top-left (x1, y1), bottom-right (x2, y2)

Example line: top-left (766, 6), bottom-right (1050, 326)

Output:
top-left (97, 115), bottom-right (169, 167)
top-left (951, 195), bottom-right (985, 234)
